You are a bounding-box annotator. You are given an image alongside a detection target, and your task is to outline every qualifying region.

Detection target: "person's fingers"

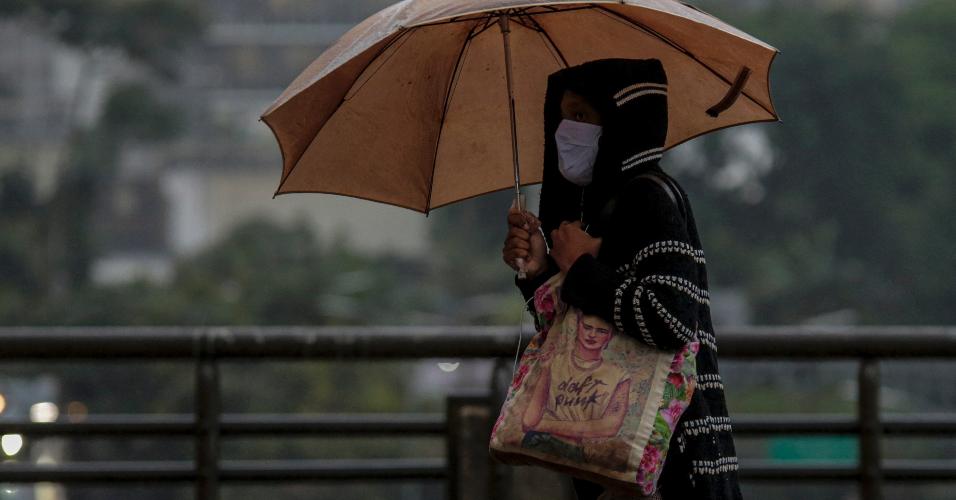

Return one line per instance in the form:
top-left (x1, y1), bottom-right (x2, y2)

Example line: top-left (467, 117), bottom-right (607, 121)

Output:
top-left (507, 212), bottom-right (526, 227)
top-left (568, 220), bottom-right (583, 229)
top-left (505, 236), bottom-right (531, 252)
top-left (504, 247), bottom-right (528, 259)
top-left (503, 248), bottom-right (529, 266)
top-left (507, 227), bottom-right (530, 241)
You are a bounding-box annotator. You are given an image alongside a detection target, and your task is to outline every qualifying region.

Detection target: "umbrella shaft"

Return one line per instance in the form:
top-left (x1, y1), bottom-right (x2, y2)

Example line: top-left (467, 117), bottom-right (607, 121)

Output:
top-left (498, 15), bottom-right (521, 204)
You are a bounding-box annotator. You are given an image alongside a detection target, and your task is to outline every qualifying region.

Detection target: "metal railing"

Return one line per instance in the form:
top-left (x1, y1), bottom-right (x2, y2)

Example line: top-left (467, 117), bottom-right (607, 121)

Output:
top-left (1, 326), bottom-right (955, 500)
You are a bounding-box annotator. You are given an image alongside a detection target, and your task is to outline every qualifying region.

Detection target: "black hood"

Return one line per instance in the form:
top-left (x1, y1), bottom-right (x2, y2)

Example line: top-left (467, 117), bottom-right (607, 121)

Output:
top-left (538, 58), bottom-right (669, 237)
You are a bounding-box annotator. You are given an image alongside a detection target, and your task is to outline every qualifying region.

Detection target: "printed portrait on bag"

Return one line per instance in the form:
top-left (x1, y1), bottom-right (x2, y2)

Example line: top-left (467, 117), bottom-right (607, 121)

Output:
top-left (490, 275), bottom-right (691, 490)
top-left (518, 312), bottom-right (632, 470)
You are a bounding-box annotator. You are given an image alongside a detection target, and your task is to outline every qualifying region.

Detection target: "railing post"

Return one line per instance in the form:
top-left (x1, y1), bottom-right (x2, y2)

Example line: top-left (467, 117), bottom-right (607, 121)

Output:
top-left (859, 358), bottom-right (883, 500)
top-left (447, 391), bottom-right (494, 500)
top-left (196, 334), bottom-right (221, 500)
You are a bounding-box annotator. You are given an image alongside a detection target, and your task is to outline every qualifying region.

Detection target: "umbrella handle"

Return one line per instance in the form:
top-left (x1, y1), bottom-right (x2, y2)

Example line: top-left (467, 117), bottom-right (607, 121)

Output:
top-left (511, 193), bottom-right (528, 280)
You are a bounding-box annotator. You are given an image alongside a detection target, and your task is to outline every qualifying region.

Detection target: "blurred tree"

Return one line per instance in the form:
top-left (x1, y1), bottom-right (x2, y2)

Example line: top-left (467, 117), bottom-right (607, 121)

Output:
top-left (0, 1), bottom-right (204, 299)
top-left (427, 189), bottom-right (525, 324)
top-left (0, 0), bottom-right (204, 77)
top-left (0, 171), bottom-right (46, 322)
top-left (680, 0), bottom-right (956, 324)
top-left (885, 0), bottom-right (956, 322)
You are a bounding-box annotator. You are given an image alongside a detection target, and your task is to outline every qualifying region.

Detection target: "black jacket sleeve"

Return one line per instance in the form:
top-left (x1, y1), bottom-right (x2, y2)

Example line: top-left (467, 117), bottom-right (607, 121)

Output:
top-left (560, 179), bottom-right (704, 350)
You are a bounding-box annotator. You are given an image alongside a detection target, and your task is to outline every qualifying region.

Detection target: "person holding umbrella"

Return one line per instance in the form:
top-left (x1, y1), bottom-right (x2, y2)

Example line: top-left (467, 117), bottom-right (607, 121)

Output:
top-left (503, 58), bottom-right (742, 500)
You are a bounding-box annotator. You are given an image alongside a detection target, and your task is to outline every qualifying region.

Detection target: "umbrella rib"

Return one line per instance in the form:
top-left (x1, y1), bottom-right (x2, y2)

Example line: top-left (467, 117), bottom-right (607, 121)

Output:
top-left (592, 5), bottom-right (776, 118)
top-left (342, 29), bottom-right (418, 102)
top-left (424, 21), bottom-right (482, 214)
top-left (274, 29), bottom-right (415, 195)
top-left (524, 13), bottom-right (569, 68)
top-left (470, 15), bottom-right (498, 39)
top-left (412, 6), bottom-right (594, 29)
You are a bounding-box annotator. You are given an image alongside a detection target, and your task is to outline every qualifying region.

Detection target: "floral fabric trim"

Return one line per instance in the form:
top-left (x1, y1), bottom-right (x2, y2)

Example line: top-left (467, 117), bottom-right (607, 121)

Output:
top-left (635, 340), bottom-right (699, 495)
top-left (492, 276), bottom-right (699, 497)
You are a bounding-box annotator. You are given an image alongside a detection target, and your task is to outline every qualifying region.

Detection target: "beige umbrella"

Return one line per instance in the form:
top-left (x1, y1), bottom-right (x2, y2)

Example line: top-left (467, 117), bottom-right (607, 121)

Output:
top-left (261, 0), bottom-right (778, 214)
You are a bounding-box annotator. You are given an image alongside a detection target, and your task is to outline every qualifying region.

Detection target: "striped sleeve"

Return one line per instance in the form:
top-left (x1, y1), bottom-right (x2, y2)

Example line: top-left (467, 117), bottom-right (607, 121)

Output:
top-left (560, 180), bottom-right (703, 350)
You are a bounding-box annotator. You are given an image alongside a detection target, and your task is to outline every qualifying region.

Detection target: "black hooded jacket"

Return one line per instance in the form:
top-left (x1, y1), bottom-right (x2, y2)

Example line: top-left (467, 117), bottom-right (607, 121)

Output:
top-left (516, 59), bottom-right (743, 500)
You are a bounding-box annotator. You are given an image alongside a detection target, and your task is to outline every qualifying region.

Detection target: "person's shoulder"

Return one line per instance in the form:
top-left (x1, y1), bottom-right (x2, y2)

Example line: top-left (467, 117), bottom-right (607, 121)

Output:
top-left (616, 172), bottom-right (684, 218)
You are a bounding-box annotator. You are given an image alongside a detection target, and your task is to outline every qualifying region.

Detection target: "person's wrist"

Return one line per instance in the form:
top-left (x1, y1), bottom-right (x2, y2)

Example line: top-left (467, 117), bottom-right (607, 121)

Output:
top-left (519, 259), bottom-right (547, 280)
top-left (520, 265), bottom-right (541, 280)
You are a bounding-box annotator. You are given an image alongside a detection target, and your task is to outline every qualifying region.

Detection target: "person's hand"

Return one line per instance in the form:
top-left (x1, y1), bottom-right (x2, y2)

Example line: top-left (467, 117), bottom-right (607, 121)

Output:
top-left (550, 221), bottom-right (602, 274)
top-left (503, 208), bottom-right (548, 279)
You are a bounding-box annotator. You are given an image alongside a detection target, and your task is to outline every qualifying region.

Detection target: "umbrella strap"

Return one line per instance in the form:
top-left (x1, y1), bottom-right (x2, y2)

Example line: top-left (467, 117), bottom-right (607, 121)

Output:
top-left (707, 67), bottom-right (751, 118)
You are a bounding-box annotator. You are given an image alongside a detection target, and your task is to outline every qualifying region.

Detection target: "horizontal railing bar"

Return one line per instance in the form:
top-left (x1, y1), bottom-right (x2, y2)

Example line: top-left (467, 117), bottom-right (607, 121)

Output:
top-left (738, 460), bottom-right (858, 480)
top-left (882, 460), bottom-right (956, 481)
top-left (733, 414), bottom-right (858, 434)
top-left (0, 461), bottom-right (196, 482)
top-left (883, 414), bottom-right (956, 434)
top-left (0, 415), bottom-right (194, 435)
top-left (0, 413), bottom-right (447, 436)
top-left (738, 460), bottom-right (956, 481)
top-left (1, 459), bottom-right (951, 484)
top-left (720, 326), bottom-right (956, 359)
top-left (734, 413), bottom-right (956, 435)
top-left (220, 413), bottom-right (447, 435)
top-left (0, 459), bottom-right (446, 483)
top-left (0, 458), bottom-right (956, 483)
top-left (1, 326), bottom-right (955, 359)
top-left (219, 458), bottom-right (447, 481)
top-left (4, 413), bottom-right (955, 437)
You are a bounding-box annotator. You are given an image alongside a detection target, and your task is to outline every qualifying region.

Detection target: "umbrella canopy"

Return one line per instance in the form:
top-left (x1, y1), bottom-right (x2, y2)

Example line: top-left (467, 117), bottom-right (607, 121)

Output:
top-left (261, 0), bottom-right (779, 213)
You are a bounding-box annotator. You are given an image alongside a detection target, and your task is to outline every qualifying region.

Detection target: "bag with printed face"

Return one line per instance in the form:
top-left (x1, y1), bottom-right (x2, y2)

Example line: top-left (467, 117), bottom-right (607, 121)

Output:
top-left (490, 273), bottom-right (699, 495)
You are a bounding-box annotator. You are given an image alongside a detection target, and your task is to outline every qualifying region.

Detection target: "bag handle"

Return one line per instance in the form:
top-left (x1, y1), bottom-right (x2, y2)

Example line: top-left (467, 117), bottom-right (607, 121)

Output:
top-left (633, 172), bottom-right (686, 220)
top-left (600, 171), bottom-right (687, 227)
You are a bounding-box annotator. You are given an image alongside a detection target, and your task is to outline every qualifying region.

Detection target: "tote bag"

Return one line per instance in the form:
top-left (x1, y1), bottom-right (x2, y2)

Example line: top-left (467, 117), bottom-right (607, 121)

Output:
top-left (490, 272), bottom-right (699, 495)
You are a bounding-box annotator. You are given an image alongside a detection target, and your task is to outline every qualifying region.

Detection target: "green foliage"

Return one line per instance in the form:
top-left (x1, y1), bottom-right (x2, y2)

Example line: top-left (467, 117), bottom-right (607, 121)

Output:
top-left (101, 83), bottom-right (183, 142)
top-left (427, 190), bottom-right (525, 323)
top-left (679, 0), bottom-right (956, 324)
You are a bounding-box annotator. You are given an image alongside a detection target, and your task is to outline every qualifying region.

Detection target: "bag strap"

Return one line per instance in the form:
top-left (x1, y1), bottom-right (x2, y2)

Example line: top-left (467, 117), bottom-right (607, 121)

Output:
top-left (634, 172), bottom-right (686, 220)
top-left (600, 171), bottom-right (687, 226)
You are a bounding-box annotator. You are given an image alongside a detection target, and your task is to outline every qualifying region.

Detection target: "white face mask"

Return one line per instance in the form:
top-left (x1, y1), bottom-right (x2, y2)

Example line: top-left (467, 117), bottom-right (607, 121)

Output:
top-left (555, 119), bottom-right (603, 186)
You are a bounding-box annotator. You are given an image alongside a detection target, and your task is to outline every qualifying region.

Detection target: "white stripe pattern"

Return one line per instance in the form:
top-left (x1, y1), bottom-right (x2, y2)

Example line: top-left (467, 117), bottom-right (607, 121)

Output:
top-left (612, 278), bottom-right (634, 335)
top-left (675, 412), bottom-right (731, 452)
top-left (698, 373), bottom-right (723, 391)
top-left (621, 147), bottom-right (665, 171)
top-left (633, 288), bottom-right (656, 346)
top-left (614, 278), bottom-right (658, 347)
top-left (641, 274), bottom-right (710, 306)
top-left (617, 89), bottom-right (668, 107)
top-left (698, 329), bottom-right (718, 352)
top-left (682, 416), bottom-right (732, 434)
top-left (646, 288), bottom-right (697, 344)
top-left (691, 456), bottom-right (739, 476)
top-left (622, 147), bottom-right (665, 166)
top-left (616, 240), bottom-right (706, 275)
top-left (614, 82), bottom-right (669, 109)
top-left (614, 82), bottom-right (668, 100)
top-left (622, 153), bottom-right (663, 171)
